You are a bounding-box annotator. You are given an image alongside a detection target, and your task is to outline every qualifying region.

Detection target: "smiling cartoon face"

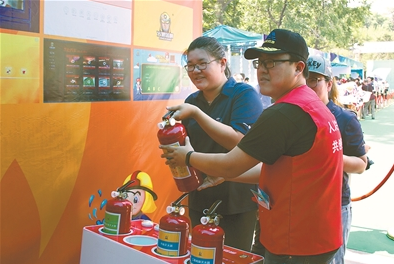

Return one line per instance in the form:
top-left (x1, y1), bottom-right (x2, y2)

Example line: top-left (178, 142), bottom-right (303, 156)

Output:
top-left (122, 171), bottom-right (157, 221)
top-left (126, 189), bottom-right (146, 217)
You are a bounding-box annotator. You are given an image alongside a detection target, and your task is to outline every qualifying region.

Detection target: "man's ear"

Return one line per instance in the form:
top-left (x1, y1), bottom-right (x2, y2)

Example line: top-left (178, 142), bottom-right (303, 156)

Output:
top-left (327, 79), bottom-right (333, 93)
top-left (295, 61), bottom-right (305, 74)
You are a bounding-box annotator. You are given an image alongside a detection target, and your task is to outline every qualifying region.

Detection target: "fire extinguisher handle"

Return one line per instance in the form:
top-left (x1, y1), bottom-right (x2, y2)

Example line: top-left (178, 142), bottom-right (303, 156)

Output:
top-left (158, 111), bottom-right (176, 129)
top-left (172, 193), bottom-right (189, 206)
top-left (162, 110), bottom-right (176, 120)
top-left (205, 200), bottom-right (222, 215)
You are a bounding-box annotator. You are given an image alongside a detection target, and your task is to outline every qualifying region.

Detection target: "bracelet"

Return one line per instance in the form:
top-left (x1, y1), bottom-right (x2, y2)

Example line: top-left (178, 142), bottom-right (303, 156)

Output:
top-left (185, 151), bottom-right (194, 167)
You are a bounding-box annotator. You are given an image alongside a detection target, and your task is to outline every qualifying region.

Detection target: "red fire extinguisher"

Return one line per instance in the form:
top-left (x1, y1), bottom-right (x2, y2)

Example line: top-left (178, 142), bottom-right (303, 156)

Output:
top-left (157, 110), bottom-right (203, 192)
top-left (190, 200), bottom-right (224, 264)
top-left (157, 193), bottom-right (190, 257)
top-left (102, 180), bottom-right (134, 235)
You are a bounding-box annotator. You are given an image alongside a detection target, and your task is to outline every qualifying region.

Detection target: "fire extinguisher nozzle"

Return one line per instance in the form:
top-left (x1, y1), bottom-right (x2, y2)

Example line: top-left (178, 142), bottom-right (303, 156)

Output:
top-left (158, 121), bottom-right (167, 130)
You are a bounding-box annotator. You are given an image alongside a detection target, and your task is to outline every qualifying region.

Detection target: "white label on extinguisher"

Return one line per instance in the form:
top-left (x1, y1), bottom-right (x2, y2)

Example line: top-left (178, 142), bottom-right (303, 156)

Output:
top-left (190, 243), bottom-right (216, 264)
top-left (162, 142), bottom-right (192, 179)
top-left (156, 229), bottom-right (181, 256)
top-left (102, 211), bottom-right (121, 235)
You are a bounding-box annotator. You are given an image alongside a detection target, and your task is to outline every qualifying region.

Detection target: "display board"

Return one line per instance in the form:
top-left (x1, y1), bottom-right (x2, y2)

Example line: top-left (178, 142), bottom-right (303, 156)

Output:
top-left (140, 64), bottom-right (181, 94)
top-left (0, 1), bottom-right (203, 263)
top-left (43, 39), bottom-right (131, 102)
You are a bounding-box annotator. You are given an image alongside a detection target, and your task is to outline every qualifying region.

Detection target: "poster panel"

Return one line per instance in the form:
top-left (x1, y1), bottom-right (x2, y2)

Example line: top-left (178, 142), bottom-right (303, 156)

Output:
top-left (132, 48), bottom-right (193, 101)
top-left (43, 39), bottom-right (131, 102)
top-left (0, 33), bottom-right (40, 104)
top-left (44, 0), bottom-right (132, 44)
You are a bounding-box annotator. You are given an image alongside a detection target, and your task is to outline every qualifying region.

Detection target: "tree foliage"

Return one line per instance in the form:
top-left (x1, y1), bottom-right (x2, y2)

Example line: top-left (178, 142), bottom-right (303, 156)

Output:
top-left (203, 0), bottom-right (242, 31)
top-left (202, 0), bottom-right (394, 65)
top-left (202, 0), bottom-right (390, 53)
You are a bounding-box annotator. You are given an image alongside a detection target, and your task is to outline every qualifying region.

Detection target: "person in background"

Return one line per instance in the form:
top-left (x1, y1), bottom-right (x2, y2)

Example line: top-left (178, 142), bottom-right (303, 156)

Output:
top-left (361, 77), bottom-right (376, 120)
top-left (375, 80), bottom-right (384, 109)
top-left (383, 81), bottom-right (390, 107)
top-left (353, 78), bottom-right (364, 119)
top-left (307, 54), bottom-right (368, 264)
top-left (168, 36), bottom-right (263, 251)
top-left (233, 73), bottom-right (244, 82)
top-left (162, 29), bottom-right (343, 264)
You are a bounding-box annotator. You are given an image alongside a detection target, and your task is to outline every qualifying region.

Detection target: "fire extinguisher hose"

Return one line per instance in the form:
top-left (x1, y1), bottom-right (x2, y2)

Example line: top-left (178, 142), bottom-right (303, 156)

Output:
top-left (351, 163), bottom-right (394, 202)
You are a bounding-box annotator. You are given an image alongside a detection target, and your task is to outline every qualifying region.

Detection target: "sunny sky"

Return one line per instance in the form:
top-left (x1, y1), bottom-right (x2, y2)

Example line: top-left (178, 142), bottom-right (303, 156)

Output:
top-left (348, 0), bottom-right (394, 15)
top-left (370, 0), bottom-right (394, 15)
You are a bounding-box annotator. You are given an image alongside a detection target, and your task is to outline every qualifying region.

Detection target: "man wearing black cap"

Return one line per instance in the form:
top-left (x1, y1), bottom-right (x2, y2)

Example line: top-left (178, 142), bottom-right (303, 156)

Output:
top-left (161, 29), bottom-right (343, 264)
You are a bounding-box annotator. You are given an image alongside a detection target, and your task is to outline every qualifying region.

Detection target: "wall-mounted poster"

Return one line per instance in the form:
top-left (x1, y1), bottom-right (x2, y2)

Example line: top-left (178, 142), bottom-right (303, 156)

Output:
top-left (132, 48), bottom-right (193, 101)
top-left (44, 0), bottom-right (132, 44)
top-left (43, 39), bottom-right (131, 102)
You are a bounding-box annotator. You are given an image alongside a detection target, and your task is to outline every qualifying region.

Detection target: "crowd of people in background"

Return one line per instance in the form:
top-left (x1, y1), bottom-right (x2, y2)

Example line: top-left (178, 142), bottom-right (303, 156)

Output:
top-left (235, 71), bottom-right (393, 120)
top-left (333, 75), bottom-right (392, 120)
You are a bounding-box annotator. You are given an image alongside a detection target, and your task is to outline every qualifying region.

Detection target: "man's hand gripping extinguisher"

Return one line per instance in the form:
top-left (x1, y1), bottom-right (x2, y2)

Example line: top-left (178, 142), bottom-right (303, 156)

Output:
top-left (102, 180), bottom-right (134, 235)
top-left (157, 110), bottom-right (203, 192)
top-left (190, 200), bottom-right (224, 264)
top-left (157, 193), bottom-right (191, 257)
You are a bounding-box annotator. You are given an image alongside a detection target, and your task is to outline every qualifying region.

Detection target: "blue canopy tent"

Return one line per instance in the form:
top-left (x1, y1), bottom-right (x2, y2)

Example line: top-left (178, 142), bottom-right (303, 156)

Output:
top-left (203, 25), bottom-right (264, 84)
top-left (331, 53), bottom-right (364, 79)
top-left (203, 25), bottom-right (264, 46)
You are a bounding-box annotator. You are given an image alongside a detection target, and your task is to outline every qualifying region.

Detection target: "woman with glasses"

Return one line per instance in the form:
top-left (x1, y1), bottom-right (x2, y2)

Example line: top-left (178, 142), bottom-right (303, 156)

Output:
top-left (164, 36), bottom-right (263, 251)
top-left (307, 54), bottom-right (368, 264)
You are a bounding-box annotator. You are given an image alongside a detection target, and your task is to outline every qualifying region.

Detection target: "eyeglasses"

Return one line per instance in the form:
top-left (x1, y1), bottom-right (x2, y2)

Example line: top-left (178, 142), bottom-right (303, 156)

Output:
top-left (184, 59), bottom-right (219, 72)
top-left (252, 59), bottom-right (293, 70)
top-left (306, 77), bottom-right (326, 88)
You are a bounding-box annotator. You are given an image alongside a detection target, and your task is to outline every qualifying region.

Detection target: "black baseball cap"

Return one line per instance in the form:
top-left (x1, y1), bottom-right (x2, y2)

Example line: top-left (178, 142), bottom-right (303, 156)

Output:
top-left (244, 29), bottom-right (309, 61)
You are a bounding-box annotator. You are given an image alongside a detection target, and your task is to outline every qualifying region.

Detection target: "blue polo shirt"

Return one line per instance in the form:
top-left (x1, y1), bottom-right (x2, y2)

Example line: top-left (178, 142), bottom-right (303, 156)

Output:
top-left (327, 100), bottom-right (366, 206)
top-left (183, 77), bottom-right (263, 215)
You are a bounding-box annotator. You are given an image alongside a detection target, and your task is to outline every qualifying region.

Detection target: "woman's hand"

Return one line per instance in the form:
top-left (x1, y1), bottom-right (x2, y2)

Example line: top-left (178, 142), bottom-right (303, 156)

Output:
top-left (167, 103), bottom-right (199, 121)
top-left (160, 136), bottom-right (194, 167)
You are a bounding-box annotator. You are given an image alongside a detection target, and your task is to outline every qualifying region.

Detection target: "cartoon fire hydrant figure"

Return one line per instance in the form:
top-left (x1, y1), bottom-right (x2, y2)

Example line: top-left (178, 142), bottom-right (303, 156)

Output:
top-left (123, 171), bottom-right (158, 220)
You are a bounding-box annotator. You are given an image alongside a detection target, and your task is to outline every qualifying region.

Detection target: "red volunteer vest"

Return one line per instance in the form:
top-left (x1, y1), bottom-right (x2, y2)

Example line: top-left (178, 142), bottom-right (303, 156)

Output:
top-left (259, 85), bottom-right (343, 255)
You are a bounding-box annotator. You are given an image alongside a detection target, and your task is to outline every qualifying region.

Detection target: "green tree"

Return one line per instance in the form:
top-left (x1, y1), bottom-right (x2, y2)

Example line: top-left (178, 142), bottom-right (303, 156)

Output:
top-left (279, 0), bottom-right (369, 52)
top-left (203, 0), bottom-right (371, 52)
top-left (203, 0), bottom-right (241, 31)
top-left (202, 0), bottom-right (394, 68)
top-left (237, 0), bottom-right (289, 34)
